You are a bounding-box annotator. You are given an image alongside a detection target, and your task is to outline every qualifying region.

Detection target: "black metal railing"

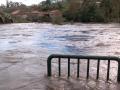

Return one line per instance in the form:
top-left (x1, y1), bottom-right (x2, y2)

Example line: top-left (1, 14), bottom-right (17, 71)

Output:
top-left (47, 54), bottom-right (120, 82)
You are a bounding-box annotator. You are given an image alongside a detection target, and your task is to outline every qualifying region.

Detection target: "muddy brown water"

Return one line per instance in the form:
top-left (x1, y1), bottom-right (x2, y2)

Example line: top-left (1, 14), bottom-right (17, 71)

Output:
top-left (0, 23), bottom-right (120, 90)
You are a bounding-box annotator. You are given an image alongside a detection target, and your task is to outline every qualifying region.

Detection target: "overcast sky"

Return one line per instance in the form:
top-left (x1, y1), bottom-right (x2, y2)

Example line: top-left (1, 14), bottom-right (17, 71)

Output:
top-left (0, 0), bottom-right (45, 5)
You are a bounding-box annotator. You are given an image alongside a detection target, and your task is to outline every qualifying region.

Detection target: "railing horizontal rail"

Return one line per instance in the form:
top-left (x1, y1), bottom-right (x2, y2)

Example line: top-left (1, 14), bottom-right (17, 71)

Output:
top-left (48, 54), bottom-right (119, 60)
top-left (47, 54), bottom-right (120, 82)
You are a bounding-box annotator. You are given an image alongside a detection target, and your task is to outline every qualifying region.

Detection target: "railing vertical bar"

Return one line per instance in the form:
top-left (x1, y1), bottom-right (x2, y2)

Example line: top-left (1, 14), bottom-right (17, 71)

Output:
top-left (117, 61), bottom-right (120, 82)
top-left (68, 58), bottom-right (70, 77)
top-left (77, 58), bottom-right (80, 78)
top-left (87, 59), bottom-right (90, 79)
top-left (47, 58), bottom-right (52, 76)
top-left (58, 58), bottom-right (61, 76)
top-left (107, 60), bottom-right (110, 81)
top-left (96, 59), bottom-right (100, 80)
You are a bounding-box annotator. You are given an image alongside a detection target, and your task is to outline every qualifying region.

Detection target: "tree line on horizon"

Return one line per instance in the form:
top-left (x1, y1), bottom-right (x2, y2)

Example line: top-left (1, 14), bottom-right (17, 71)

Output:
top-left (0, 0), bottom-right (120, 23)
top-left (46, 0), bottom-right (120, 22)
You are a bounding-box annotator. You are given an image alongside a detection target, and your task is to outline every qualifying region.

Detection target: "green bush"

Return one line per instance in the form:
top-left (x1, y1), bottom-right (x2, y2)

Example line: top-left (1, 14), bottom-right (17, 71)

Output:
top-left (40, 15), bottom-right (51, 22)
top-left (0, 12), bottom-right (13, 23)
top-left (0, 15), bottom-right (4, 23)
top-left (79, 4), bottom-right (105, 22)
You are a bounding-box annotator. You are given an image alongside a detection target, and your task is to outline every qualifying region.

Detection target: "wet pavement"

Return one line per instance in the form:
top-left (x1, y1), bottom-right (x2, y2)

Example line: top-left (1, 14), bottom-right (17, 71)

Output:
top-left (0, 23), bottom-right (120, 90)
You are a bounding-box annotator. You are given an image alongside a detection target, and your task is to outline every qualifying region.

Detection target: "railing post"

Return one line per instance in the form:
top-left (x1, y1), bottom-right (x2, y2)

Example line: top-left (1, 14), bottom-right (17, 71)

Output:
top-left (68, 58), bottom-right (70, 77)
top-left (107, 60), bottom-right (110, 81)
top-left (87, 59), bottom-right (90, 79)
top-left (96, 59), bottom-right (100, 80)
top-left (117, 60), bottom-right (120, 82)
top-left (47, 56), bottom-right (52, 76)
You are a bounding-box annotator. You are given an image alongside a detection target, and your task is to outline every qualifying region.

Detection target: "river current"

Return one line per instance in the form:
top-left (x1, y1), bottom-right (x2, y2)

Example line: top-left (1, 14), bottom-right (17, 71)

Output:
top-left (0, 23), bottom-right (120, 90)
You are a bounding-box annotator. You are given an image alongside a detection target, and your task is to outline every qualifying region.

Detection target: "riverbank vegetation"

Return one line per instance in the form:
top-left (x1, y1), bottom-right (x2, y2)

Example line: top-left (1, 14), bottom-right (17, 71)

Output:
top-left (0, 0), bottom-right (120, 24)
top-left (0, 11), bottom-right (13, 23)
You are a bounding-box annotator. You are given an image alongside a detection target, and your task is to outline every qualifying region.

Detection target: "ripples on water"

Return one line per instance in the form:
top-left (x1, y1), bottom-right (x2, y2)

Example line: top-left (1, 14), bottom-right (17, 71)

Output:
top-left (0, 23), bottom-right (120, 56)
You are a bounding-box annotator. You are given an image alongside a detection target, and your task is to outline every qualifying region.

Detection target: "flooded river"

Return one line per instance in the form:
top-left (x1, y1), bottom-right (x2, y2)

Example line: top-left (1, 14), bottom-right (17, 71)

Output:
top-left (0, 23), bottom-right (120, 90)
